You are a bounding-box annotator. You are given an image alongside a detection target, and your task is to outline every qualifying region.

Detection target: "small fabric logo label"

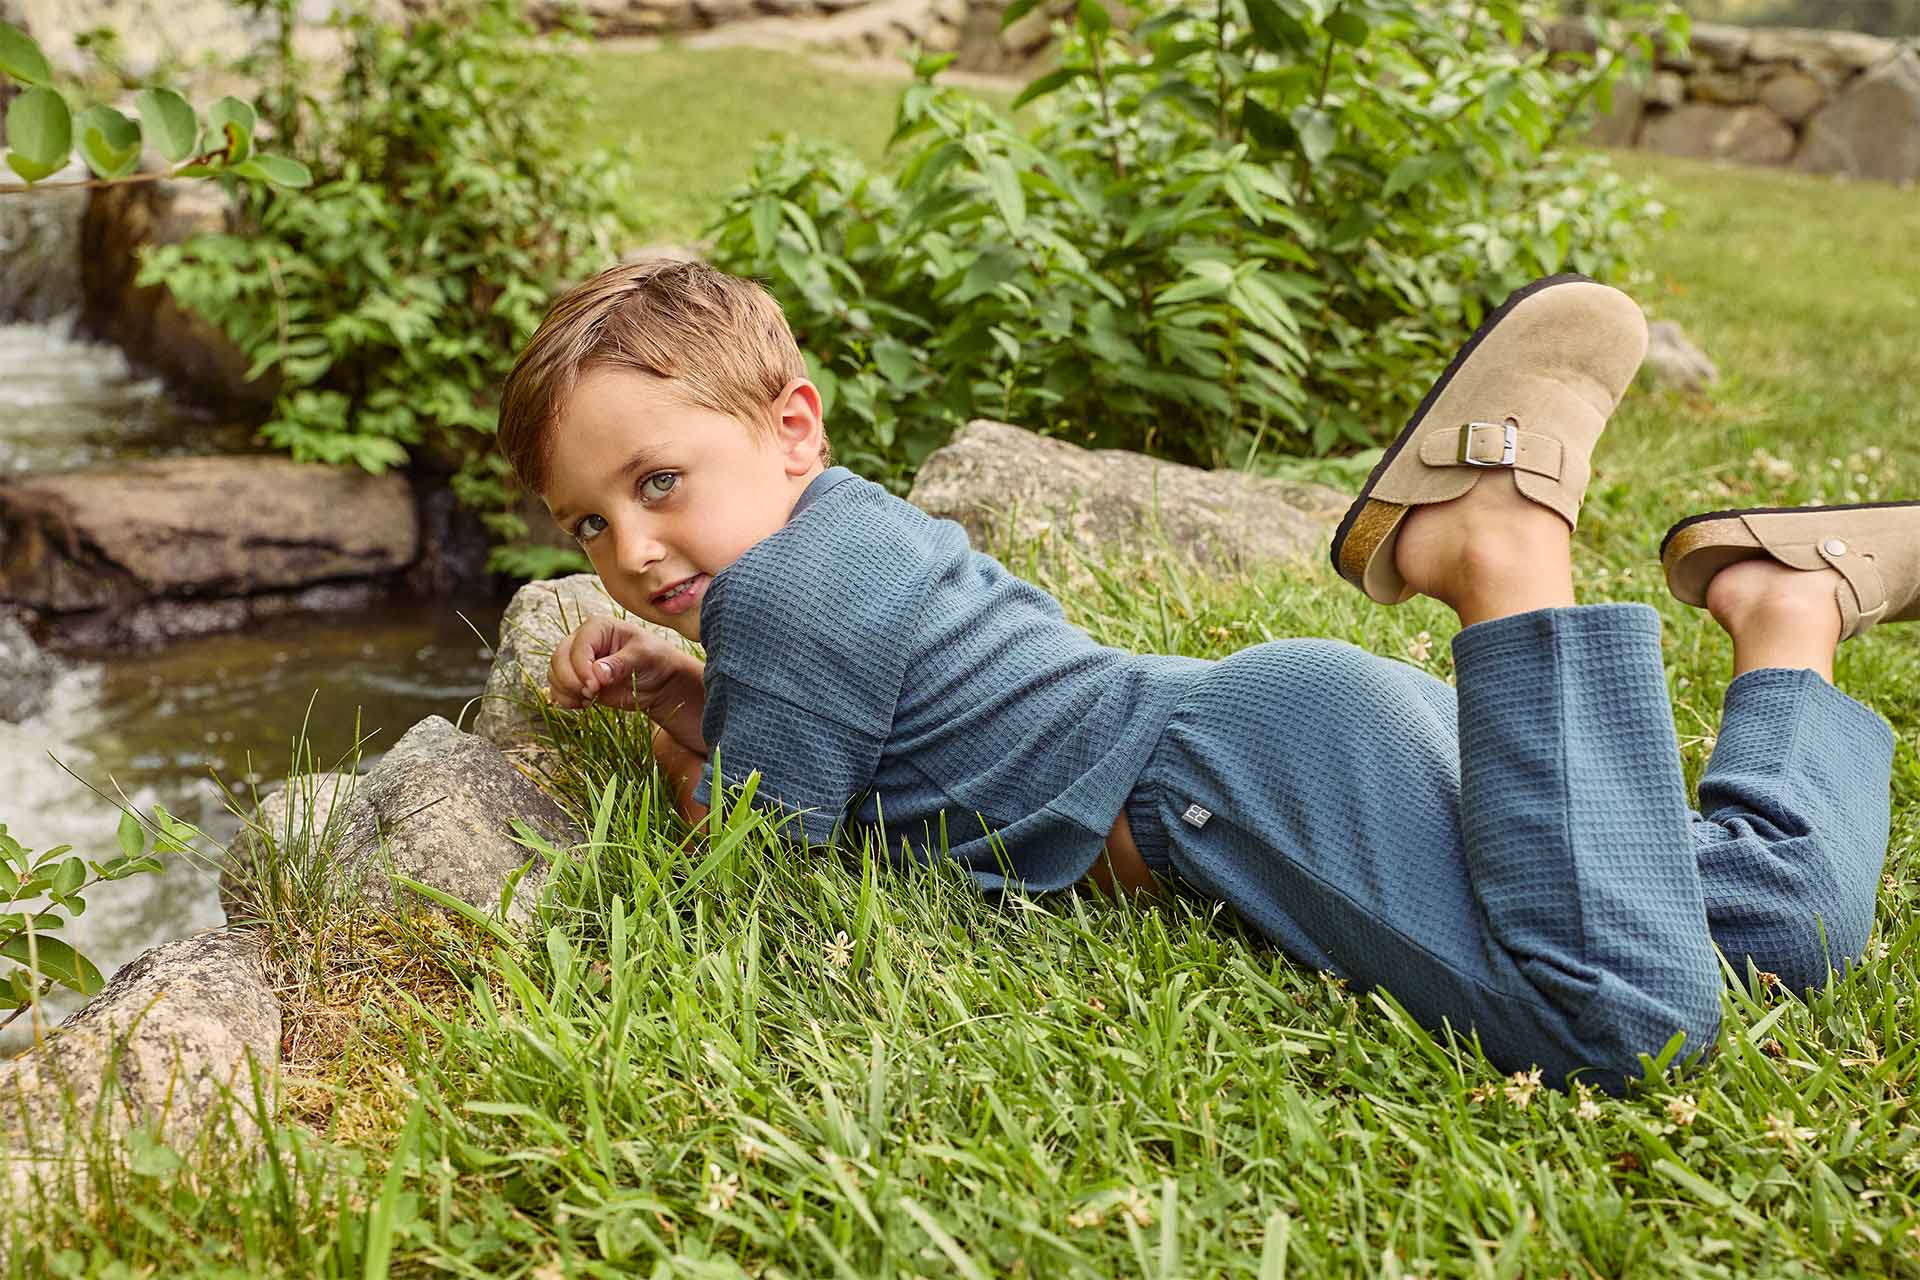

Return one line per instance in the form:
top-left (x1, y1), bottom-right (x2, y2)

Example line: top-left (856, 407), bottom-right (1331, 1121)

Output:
top-left (1181, 804), bottom-right (1212, 829)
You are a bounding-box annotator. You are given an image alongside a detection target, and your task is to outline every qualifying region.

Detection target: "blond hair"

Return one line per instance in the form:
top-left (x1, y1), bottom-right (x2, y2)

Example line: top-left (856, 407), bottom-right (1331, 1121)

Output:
top-left (497, 258), bottom-right (820, 495)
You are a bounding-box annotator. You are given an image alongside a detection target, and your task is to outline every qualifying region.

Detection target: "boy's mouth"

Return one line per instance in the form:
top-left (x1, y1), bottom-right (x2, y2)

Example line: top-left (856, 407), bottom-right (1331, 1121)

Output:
top-left (651, 573), bottom-right (708, 615)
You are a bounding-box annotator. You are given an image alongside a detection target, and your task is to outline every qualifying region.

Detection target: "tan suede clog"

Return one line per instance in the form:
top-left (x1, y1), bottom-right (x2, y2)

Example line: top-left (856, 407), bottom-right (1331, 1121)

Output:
top-left (1660, 502), bottom-right (1920, 641)
top-left (1329, 274), bottom-right (1650, 604)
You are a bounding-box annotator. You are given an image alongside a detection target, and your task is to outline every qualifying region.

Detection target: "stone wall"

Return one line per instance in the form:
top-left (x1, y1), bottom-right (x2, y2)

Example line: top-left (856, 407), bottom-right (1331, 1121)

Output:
top-left (1575, 21), bottom-right (1920, 182)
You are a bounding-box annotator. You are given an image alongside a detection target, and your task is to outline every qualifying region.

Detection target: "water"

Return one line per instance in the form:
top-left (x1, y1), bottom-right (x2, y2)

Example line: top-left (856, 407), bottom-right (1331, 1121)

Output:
top-left (0, 318), bottom-right (258, 474)
top-left (0, 323), bottom-right (507, 1049)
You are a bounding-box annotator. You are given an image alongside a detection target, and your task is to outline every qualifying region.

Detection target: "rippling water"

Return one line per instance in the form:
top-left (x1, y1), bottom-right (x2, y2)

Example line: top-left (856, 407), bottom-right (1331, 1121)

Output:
top-left (0, 321), bottom-right (508, 1049)
top-left (0, 317), bottom-right (260, 474)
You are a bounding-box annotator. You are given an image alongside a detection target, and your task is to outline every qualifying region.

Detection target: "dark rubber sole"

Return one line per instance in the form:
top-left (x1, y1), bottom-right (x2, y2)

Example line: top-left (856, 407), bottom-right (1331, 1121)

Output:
top-left (1327, 272), bottom-right (1597, 586)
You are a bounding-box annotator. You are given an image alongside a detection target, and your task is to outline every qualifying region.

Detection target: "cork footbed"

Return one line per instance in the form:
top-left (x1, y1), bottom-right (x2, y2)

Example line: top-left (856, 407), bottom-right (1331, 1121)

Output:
top-left (1327, 273), bottom-right (1642, 604)
top-left (1660, 501), bottom-right (1920, 639)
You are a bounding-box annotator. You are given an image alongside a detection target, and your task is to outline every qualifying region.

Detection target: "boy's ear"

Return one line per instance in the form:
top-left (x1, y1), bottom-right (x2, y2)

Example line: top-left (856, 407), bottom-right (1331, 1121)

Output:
top-left (769, 378), bottom-right (826, 475)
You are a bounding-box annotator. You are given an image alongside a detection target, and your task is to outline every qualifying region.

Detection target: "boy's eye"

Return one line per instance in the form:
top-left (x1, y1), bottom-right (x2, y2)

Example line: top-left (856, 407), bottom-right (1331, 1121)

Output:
top-left (572, 513), bottom-right (607, 542)
top-left (640, 471), bottom-right (679, 501)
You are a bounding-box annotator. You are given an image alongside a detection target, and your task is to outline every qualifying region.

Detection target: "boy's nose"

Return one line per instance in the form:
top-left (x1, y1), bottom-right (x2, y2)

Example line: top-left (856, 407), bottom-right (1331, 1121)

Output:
top-left (613, 523), bottom-right (667, 577)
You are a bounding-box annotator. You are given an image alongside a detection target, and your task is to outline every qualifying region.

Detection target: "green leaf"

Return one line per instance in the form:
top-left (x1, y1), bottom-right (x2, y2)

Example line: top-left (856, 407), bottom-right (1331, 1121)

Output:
top-left (871, 336), bottom-right (915, 387)
top-left (750, 195), bottom-right (781, 260)
top-left (982, 154), bottom-right (1026, 235)
top-left (77, 104), bottom-right (142, 179)
top-left (1011, 67), bottom-right (1081, 112)
top-left (0, 934), bottom-right (103, 997)
top-left (51, 858), bottom-right (85, 899)
top-left (1292, 107), bottom-right (1335, 166)
top-left (126, 1129), bottom-right (183, 1178)
top-left (1244, 0), bottom-right (1309, 54)
top-left (134, 88), bottom-right (198, 163)
top-left (6, 87), bottom-right (71, 171)
top-left (912, 51), bottom-right (955, 80)
top-left (205, 96), bottom-right (255, 163)
top-left (0, 22), bottom-right (52, 87)
top-left (117, 810), bottom-right (145, 860)
top-left (1075, 0), bottom-right (1110, 38)
top-left (230, 153), bottom-right (313, 188)
top-left (999, 0), bottom-right (1043, 32)
top-left (1381, 155), bottom-right (1432, 200)
top-left (1324, 10), bottom-right (1371, 46)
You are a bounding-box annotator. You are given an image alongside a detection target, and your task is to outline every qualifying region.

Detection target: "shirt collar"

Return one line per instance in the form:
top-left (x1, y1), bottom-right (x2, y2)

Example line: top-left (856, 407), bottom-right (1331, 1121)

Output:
top-left (787, 465), bottom-right (857, 524)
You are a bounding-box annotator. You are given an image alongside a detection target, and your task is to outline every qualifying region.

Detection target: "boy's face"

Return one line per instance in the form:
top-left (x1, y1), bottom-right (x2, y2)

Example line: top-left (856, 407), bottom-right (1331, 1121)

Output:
top-left (541, 367), bottom-right (826, 642)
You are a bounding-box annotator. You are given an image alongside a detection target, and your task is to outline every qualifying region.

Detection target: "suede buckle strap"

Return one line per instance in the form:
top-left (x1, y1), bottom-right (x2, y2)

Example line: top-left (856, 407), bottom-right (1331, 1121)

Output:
top-left (1816, 535), bottom-right (1888, 632)
top-left (1418, 418), bottom-right (1564, 479)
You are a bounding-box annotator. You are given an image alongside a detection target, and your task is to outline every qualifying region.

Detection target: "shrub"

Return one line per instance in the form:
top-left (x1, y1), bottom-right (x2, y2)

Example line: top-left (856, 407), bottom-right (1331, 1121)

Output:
top-left (140, 0), bottom-right (632, 574)
top-left (710, 0), bottom-right (1684, 489)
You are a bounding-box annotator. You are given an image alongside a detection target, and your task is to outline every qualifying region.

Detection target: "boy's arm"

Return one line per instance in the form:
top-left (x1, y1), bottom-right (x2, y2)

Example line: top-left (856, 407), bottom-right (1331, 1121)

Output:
top-left (651, 724), bottom-right (710, 825)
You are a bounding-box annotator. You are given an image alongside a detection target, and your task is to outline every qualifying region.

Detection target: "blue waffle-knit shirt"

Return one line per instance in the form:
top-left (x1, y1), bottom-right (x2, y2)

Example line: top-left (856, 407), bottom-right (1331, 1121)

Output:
top-left (691, 467), bottom-right (1208, 892)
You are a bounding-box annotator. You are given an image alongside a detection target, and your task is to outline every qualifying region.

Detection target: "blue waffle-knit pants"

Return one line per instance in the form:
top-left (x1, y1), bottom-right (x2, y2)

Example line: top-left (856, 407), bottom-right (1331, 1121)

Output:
top-left (1123, 604), bottom-right (1895, 1089)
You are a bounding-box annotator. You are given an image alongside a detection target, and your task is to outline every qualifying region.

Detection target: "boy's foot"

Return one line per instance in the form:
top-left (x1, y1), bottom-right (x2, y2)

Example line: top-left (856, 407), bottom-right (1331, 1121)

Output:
top-left (1329, 275), bottom-right (1648, 604)
top-left (1661, 502), bottom-right (1920, 642)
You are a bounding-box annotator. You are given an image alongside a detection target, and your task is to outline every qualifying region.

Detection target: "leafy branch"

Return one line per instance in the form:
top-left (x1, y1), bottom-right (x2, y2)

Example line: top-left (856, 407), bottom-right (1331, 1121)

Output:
top-left (0, 21), bottom-right (310, 193)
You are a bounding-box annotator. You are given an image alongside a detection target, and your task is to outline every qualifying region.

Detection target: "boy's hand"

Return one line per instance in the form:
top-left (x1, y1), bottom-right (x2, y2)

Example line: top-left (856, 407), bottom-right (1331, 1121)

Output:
top-left (548, 617), bottom-right (709, 751)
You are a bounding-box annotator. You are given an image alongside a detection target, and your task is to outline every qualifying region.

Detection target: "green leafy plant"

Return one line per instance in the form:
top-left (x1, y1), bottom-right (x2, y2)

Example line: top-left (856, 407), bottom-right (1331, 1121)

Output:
top-left (710, 0), bottom-right (1685, 488)
top-left (139, 0), bottom-right (631, 564)
top-left (0, 813), bottom-right (183, 1031)
top-left (0, 20), bottom-right (310, 190)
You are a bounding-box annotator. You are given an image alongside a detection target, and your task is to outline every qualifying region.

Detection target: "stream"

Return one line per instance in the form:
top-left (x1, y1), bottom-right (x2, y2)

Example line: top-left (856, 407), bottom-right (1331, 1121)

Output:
top-left (0, 318), bottom-right (505, 1047)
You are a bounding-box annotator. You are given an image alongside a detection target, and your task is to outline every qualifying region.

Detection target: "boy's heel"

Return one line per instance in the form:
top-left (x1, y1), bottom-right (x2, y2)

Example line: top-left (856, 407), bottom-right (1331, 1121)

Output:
top-left (1327, 274), bottom-right (1648, 605)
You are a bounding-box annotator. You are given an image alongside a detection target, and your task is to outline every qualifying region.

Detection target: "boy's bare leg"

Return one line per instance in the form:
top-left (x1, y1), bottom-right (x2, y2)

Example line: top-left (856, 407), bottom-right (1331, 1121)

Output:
top-left (1394, 471), bottom-right (1575, 626)
top-left (1703, 559), bottom-right (1845, 683)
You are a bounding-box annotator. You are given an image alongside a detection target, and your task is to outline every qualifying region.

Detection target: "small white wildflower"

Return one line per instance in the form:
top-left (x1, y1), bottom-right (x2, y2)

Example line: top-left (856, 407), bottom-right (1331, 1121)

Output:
top-left (826, 931), bottom-right (853, 969)
top-left (705, 1165), bottom-right (741, 1213)
top-left (1407, 630), bottom-right (1433, 663)
top-left (1504, 1067), bottom-right (1543, 1109)
top-left (1666, 1094), bottom-right (1699, 1127)
top-left (1572, 1081), bottom-right (1603, 1122)
top-left (1764, 1114), bottom-right (1815, 1151)
top-left (1119, 1186), bottom-right (1152, 1227)
top-left (738, 1135), bottom-right (766, 1165)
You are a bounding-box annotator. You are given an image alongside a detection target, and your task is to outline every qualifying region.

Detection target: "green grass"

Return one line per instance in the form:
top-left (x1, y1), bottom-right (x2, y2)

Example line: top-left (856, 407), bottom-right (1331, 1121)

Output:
top-left (579, 46), bottom-right (1011, 245)
top-left (9, 57), bottom-right (1920, 1278)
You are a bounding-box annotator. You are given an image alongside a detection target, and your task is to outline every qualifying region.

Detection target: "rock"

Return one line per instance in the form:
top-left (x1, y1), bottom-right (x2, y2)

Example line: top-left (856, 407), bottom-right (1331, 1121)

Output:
top-left (1690, 68), bottom-right (1759, 106)
top-left (1587, 82), bottom-right (1642, 147)
top-left (906, 420), bottom-right (1349, 574)
top-left (0, 612), bottom-right (55, 722)
top-left (0, 161), bottom-right (88, 323)
top-left (1688, 23), bottom-right (1750, 71)
top-left (1639, 101), bottom-right (1795, 165)
top-left (1794, 49), bottom-right (1920, 184)
top-left (1642, 320), bottom-right (1718, 393)
top-left (1748, 27), bottom-right (1896, 81)
top-left (691, 0), bottom-right (754, 22)
top-left (1646, 70), bottom-right (1685, 110)
top-left (474, 574), bottom-right (686, 762)
top-left (0, 456), bottom-right (419, 628)
top-left (79, 172), bottom-right (274, 415)
top-left (225, 718), bottom-right (582, 925)
top-left (1759, 70), bottom-right (1826, 125)
top-left (0, 929), bottom-right (280, 1201)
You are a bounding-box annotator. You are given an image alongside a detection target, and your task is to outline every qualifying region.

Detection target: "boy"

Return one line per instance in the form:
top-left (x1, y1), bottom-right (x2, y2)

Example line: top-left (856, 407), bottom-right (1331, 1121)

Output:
top-left (498, 259), bottom-right (1913, 1088)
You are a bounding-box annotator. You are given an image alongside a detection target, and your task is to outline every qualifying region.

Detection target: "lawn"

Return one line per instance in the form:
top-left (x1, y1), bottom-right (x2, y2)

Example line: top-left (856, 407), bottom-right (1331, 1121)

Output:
top-left (11, 48), bottom-right (1919, 1279)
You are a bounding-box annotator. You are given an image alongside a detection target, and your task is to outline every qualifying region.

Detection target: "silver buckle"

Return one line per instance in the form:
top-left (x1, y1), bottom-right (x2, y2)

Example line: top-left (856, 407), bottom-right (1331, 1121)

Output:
top-left (1458, 419), bottom-right (1517, 468)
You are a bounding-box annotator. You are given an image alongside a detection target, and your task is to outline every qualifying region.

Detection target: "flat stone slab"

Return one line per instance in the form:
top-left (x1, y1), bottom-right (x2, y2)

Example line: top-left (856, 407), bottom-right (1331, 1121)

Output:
top-left (906, 419), bottom-right (1349, 573)
top-left (225, 716), bottom-right (583, 926)
top-left (0, 456), bottom-right (418, 618)
top-left (0, 928), bottom-right (280, 1199)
